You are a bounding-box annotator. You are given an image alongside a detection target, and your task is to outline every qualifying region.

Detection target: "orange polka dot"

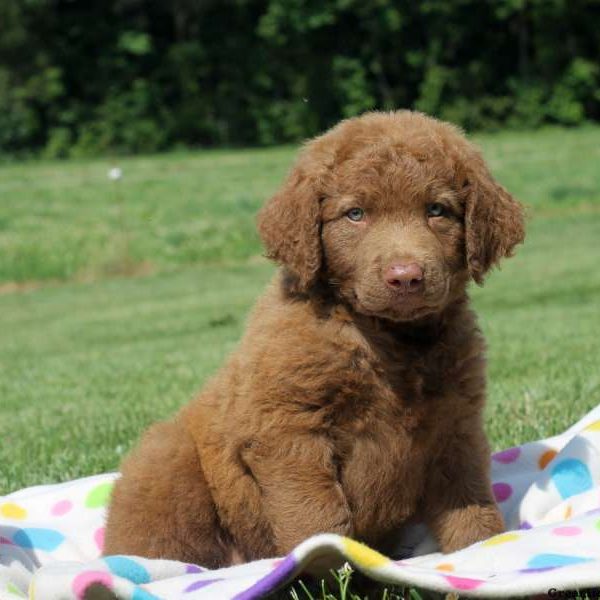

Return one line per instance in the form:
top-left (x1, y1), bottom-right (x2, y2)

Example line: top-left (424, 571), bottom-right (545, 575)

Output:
top-left (538, 449), bottom-right (557, 470)
top-left (564, 505), bottom-right (572, 519)
top-left (436, 563), bottom-right (455, 572)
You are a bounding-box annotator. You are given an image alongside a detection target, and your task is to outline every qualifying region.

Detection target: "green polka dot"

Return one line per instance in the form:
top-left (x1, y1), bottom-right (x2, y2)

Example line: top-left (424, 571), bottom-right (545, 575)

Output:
top-left (85, 482), bottom-right (114, 508)
top-left (595, 518), bottom-right (600, 532)
top-left (6, 582), bottom-right (26, 597)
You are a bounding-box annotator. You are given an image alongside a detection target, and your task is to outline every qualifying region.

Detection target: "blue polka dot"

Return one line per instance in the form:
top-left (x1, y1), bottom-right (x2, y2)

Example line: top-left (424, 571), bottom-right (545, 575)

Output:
top-left (527, 553), bottom-right (592, 570)
top-left (12, 528), bottom-right (65, 552)
top-left (132, 588), bottom-right (160, 600)
top-left (551, 458), bottom-right (593, 499)
top-left (104, 556), bottom-right (150, 584)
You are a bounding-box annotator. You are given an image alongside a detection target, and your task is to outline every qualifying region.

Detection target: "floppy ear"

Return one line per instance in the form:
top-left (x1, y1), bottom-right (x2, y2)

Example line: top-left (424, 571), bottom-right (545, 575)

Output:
top-left (257, 160), bottom-right (325, 293)
top-left (462, 156), bottom-right (525, 284)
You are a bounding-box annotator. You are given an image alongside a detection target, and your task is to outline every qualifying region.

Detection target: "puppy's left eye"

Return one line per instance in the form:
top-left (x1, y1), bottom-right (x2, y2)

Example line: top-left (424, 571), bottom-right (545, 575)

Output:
top-left (346, 207), bottom-right (365, 222)
top-left (426, 203), bottom-right (447, 218)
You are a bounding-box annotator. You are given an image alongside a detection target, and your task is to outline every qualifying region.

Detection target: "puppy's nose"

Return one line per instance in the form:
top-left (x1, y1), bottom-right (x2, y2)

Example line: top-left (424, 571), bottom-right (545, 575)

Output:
top-left (384, 263), bottom-right (424, 292)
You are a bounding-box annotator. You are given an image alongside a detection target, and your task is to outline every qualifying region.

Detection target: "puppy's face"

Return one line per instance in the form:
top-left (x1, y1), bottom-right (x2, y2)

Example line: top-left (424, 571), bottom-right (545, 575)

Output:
top-left (321, 150), bottom-right (468, 321)
top-left (258, 111), bottom-right (525, 322)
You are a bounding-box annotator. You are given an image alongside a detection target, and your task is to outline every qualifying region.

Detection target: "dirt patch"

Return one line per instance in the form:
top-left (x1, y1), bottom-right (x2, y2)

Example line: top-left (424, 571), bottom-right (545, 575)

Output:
top-left (0, 281), bottom-right (49, 295)
top-left (0, 261), bottom-right (156, 296)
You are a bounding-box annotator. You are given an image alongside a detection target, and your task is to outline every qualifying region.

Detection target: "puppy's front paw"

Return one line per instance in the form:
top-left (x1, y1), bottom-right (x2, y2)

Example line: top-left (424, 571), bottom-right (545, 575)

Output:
top-left (438, 504), bottom-right (505, 553)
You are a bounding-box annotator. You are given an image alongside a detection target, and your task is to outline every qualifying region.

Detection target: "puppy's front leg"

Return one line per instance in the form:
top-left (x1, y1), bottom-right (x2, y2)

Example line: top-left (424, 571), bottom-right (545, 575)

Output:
top-left (424, 416), bottom-right (504, 553)
top-left (242, 433), bottom-right (353, 554)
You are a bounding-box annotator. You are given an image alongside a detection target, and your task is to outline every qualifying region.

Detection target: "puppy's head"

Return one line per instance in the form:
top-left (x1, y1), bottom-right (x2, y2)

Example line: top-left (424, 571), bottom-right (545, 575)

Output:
top-left (258, 111), bottom-right (525, 322)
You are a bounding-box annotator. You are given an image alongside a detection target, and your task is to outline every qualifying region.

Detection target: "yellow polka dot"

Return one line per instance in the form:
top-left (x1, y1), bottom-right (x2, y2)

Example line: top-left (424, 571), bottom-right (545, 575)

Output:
top-left (436, 563), bottom-right (455, 571)
top-left (585, 420), bottom-right (600, 432)
top-left (0, 502), bottom-right (27, 520)
top-left (538, 449), bottom-right (557, 470)
top-left (482, 532), bottom-right (520, 546)
top-left (564, 505), bottom-right (572, 519)
top-left (342, 538), bottom-right (389, 568)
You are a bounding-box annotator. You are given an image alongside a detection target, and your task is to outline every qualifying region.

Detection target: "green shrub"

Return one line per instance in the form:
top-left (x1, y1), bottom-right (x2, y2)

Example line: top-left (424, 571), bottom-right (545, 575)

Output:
top-left (0, 0), bottom-right (599, 155)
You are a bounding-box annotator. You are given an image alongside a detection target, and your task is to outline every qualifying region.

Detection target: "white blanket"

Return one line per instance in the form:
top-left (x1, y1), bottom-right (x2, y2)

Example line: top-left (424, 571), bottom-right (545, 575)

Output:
top-left (3, 405), bottom-right (600, 599)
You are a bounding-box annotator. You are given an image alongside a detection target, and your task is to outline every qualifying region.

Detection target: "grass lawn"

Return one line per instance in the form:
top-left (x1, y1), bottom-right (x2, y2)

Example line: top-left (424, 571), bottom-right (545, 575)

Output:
top-left (1, 125), bottom-right (599, 599)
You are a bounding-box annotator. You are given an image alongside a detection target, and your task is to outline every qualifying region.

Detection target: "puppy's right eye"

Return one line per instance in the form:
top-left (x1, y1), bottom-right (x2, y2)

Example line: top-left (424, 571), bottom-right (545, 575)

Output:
top-left (426, 203), bottom-right (447, 218)
top-left (346, 208), bottom-right (365, 222)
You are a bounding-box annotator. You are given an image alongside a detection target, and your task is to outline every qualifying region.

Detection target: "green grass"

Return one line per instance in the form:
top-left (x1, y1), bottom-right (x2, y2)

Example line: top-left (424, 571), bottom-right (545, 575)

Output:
top-left (0, 146), bottom-right (295, 283)
top-left (1, 126), bottom-right (599, 599)
top-left (1, 125), bottom-right (599, 284)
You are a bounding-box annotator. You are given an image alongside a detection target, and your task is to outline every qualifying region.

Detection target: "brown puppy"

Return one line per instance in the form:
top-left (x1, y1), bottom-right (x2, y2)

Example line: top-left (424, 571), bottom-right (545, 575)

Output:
top-left (104, 111), bottom-right (525, 566)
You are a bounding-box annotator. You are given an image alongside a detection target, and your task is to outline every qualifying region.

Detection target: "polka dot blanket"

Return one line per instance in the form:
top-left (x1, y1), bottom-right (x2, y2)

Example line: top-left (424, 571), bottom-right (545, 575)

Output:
top-left (4, 405), bottom-right (600, 599)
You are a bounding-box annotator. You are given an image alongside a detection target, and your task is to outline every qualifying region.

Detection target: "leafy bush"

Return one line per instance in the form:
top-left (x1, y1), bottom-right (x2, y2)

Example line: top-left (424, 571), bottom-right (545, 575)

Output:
top-left (0, 0), bottom-right (599, 157)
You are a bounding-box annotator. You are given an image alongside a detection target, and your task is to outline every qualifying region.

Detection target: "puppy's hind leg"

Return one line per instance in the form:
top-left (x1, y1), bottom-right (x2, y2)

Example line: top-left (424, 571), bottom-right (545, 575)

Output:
top-left (103, 419), bottom-right (230, 568)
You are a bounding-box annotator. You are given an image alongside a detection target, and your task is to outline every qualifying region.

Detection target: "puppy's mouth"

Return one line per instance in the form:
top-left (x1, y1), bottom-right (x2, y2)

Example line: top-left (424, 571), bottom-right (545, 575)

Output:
top-left (350, 280), bottom-right (450, 322)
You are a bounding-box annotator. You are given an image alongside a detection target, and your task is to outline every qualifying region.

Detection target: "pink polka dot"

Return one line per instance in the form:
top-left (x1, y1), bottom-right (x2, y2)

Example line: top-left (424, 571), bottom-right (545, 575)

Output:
top-left (72, 571), bottom-right (112, 599)
top-left (444, 575), bottom-right (485, 590)
top-left (493, 447), bottom-right (521, 464)
top-left (552, 526), bottom-right (582, 536)
top-left (0, 536), bottom-right (13, 545)
top-left (51, 500), bottom-right (73, 516)
top-left (492, 482), bottom-right (513, 502)
top-left (94, 527), bottom-right (105, 552)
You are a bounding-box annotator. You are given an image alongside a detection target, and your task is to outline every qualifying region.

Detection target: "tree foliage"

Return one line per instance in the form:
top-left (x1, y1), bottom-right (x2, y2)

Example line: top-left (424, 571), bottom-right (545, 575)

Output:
top-left (1, 0), bottom-right (599, 156)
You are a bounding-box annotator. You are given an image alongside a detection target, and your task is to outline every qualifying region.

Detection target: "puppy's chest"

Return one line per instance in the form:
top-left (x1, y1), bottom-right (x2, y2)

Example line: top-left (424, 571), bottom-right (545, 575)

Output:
top-left (329, 343), bottom-right (464, 536)
top-left (329, 340), bottom-right (460, 436)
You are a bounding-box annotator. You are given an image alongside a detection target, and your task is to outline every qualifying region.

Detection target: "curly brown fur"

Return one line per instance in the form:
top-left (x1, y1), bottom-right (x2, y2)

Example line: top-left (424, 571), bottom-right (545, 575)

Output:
top-left (104, 111), bottom-right (525, 564)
